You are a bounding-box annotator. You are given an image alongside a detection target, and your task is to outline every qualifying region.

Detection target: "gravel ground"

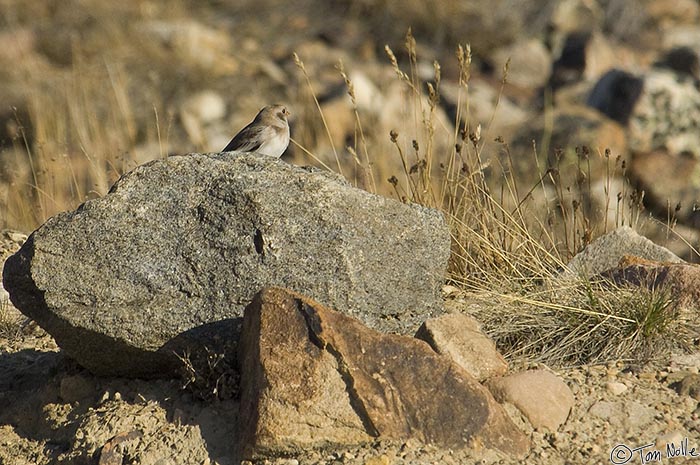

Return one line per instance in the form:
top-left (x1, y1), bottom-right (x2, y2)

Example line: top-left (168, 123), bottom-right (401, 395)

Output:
top-left (1, 301), bottom-right (698, 465)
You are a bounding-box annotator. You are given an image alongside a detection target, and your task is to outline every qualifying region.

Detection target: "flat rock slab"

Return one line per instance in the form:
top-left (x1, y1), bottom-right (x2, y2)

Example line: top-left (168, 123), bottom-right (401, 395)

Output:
top-left (3, 153), bottom-right (449, 377)
top-left (415, 312), bottom-right (508, 381)
top-left (238, 287), bottom-right (530, 459)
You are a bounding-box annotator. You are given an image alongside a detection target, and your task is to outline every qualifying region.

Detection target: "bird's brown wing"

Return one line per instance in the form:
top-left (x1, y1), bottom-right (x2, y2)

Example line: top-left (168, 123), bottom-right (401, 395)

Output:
top-left (222, 123), bottom-right (265, 152)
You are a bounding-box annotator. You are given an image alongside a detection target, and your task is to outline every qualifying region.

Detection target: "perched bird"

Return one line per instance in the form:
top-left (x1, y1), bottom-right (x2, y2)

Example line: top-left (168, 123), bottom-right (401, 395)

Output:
top-left (222, 104), bottom-right (290, 157)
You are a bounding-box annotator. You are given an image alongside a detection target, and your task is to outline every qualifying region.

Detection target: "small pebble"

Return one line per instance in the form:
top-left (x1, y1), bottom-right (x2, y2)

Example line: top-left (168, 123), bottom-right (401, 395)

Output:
top-left (606, 381), bottom-right (628, 395)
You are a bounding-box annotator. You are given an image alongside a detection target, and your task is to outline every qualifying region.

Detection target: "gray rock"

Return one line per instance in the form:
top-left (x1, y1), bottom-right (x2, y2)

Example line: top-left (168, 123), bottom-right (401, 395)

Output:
top-left (3, 153), bottom-right (449, 377)
top-left (564, 226), bottom-right (682, 276)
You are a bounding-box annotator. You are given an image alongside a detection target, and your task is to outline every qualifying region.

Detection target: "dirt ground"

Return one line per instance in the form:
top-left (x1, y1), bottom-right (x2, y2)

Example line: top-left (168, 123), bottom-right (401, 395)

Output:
top-left (1, 298), bottom-right (699, 465)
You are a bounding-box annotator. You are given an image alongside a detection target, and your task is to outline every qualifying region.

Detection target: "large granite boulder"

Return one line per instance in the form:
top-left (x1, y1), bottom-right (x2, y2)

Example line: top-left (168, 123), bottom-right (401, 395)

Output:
top-left (237, 287), bottom-right (530, 458)
top-left (3, 153), bottom-right (449, 377)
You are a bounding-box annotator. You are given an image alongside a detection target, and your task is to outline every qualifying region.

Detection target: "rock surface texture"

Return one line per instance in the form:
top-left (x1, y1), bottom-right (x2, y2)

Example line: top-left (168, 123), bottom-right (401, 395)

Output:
top-left (486, 369), bottom-right (575, 431)
top-left (415, 312), bottom-right (508, 381)
top-left (237, 287), bottom-right (530, 459)
top-left (600, 255), bottom-right (700, 314)
top-left (564, 226), bottom-right (682, 276)
top-left (3, 153), bottom-right (449, 377)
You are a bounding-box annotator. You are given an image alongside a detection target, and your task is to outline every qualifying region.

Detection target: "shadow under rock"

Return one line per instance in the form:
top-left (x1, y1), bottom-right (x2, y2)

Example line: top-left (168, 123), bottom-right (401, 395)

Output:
top-left (0, 348), bottom-right (66, 395)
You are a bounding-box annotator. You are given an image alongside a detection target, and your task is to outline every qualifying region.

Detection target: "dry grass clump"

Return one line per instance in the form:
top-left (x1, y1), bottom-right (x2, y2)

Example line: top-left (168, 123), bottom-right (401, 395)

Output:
top-left (294, 29), bottom-right (697, 365)
top-left (470, 280), bottom-right (697, 366)
top-left (177, 346), bottom-right (239, 401)
top-left (0, 298), bottom-right (21, 340)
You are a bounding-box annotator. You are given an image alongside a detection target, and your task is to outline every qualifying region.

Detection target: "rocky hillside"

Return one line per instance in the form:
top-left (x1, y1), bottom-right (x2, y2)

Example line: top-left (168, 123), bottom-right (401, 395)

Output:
top-left (0, 0), bottom-right (699, 260)
top-left (1, 0), bottom-right (700, 464)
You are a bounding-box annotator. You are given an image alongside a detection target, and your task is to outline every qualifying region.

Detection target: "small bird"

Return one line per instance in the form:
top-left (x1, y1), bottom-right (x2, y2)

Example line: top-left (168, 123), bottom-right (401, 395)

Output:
top-left (222, 104), bottom-right (290, 157)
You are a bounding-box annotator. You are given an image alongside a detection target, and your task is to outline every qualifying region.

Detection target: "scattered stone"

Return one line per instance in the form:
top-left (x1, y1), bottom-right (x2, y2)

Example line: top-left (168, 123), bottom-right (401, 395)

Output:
top-left (509, 105), bottom-right (626, 188)
top-left (630, 150), bottom-right (700, 228)
top-left (139, 20), bottom-right (238, 73)
top-left (182, 90), bottom-right (226, 124)
top-left (0, 27), bottom-right (36, 62)
top-left (67, 400), bottom-right (209, 465)
top-left (491, 39), bottom-right (551, 90)
top-left (486, 369), bottom-right (574, 431)
top-left (625, 401), bottom-right (656, 429)
top-left (551, 0), bottom-right (604, 35)
top-left (363, 455), bottom-right (391, 465)
top-left (179, 90), bottom-right (227, 149)
top-left (3, 154), bottom-right (449, 377)
top-left (588, 400), bottom-right (619, 421)
top-left (605, 381), bottom-right (627, 396)
top-left (237, 288), bottom-right (530, 459)
top-left (415, 313), bottom-right (508, 381)
top-left (647, 0), bottom-right (700, 27)
top-left (440, 285), bottom-right (460, 298)
top-left (672, 373), bottom-right (700, 400)
top-left (548, 32), bottom-right (616, 91)
top-left (663, 25), bottom-right (700, 52)
top-left (655, 431), bottom-right (689, 455)
top-left (564, 226), bottom-right (682, 277)
top-left (628, 69), bottom-right (700, 157)
top-left (98, 430), bottom-right (144, 465)
top-left (654, 46), bottom-right (700, 79)
top-left (441, 79), bottom-right (529, 140)
top-left (670, 353), bottom-right (700, 371)
top-left (586, 69), bottom-right (644, 125)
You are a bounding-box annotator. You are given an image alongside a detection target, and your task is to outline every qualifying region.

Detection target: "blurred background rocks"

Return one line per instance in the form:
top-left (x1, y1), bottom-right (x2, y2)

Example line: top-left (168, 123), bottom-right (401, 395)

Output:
top-left (1, 0), bottom-right (699, 260)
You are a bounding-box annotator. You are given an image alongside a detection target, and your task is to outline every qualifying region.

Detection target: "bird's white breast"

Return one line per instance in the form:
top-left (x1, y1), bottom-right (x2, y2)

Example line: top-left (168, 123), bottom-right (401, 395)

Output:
top-left (257, 126), bottom-right (290, 157)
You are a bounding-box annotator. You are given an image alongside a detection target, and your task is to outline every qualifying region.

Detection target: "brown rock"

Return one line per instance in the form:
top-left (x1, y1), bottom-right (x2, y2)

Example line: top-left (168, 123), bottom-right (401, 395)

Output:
top-left (674, 373), bottom-right (700, 401)
top-left (631, 150), bottom-right (700, 228)
top-left (238, 288), bottom-right (530, 459)
top-left (509, 105), bottom-right (627, 188)
top-left (487, 369), bottom-right (574, 431)
top-left (600, 255), bottom-right (700, 312)
top-left (237, 289), bottom-right (371, 457)
top-left (415, 313), bottom-right (508, 382)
